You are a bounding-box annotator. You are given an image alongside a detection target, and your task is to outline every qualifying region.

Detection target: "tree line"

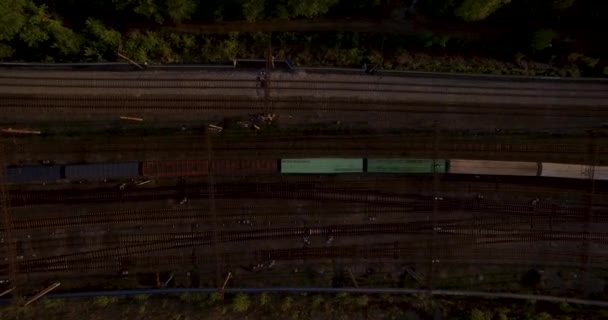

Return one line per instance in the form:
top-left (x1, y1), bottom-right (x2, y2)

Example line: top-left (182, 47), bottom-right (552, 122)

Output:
top-left (0, 0), bottom-right (605, 76)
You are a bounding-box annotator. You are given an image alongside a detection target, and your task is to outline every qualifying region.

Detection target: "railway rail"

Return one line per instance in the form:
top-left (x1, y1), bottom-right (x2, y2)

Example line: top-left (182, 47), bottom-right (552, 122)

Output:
top-left (8, 183), bottom-right (608, 211)
top-left (7, 137), bottom-right (608, 156)
top-left (1, 95), bottom-right (608, 118)
top-left (11, 221), bottom-right (608, 274)
top-left (0, 76), bottom-right (606, 95)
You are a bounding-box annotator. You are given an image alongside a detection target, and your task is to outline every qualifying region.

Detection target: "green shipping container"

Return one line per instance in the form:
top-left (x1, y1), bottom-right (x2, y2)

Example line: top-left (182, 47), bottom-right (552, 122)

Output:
top-left (281, 158), bottom-right (364, 174)
top-left (367, 159), bottom-right (447, 173)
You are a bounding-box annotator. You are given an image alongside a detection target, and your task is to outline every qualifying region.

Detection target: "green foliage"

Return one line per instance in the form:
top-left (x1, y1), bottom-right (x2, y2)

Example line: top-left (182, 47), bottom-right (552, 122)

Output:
top-left (535, 312), bottom-right (555, 320)
top-left (242, 0), bottom-right (266, 21)
top-left (134, 294), bottom-right (150, 302)
top-left (93, 296), bottom-right (119, 307)
top-left (419, 0), bottom-right (457, 17)
top-left (285, 0), bottom-right (338, 18)
top-left (471, 308), bottom-right (492, 320)
top-left (420, 32), bottom-right (450, 48)
top-left (18, 3), bottom-right (50, 47)
top-left (84, 18), bottom-right (120, 60)
top-left (42, 298), bottom-right (65, 309)
top-left (552, 0), bottom-right (576, 9)
top-left (123, 30), bottom-right (174, 63)
top-left (232, 293), bottom-right (250, 313)
top-left (166, 0), bottom-right (196, 22)
top-left (311, 294), bottom-right (325, 308)
top-left (178, 292), bottom-right (217, 306)
top-left (208, 292), bottom-right (222, 305)
top-left (48, 20), bottom-right (81, 56)
top-left (259, 292), bottom-right (271, 306)
top-left (529, 29), bottom-right (556, 52)
top-left (280, 296), bottom-right (294, 311)
top-left (0, 0), bottom-right (27, 41)
top-left (355, 295), bottom-right (369, 307)
top-left (0, 42), bottom-right (14, 58)
top-left (119, 0), bottom-right (196, 24)
top-left (455, 0), bottom-right (511, 21)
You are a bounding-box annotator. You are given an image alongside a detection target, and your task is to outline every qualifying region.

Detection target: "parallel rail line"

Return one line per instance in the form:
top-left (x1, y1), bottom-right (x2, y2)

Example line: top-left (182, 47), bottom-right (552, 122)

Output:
top-left (1, 96), bottom-right (607, 118)
top-left (0, 77), bottom-right (605, 94)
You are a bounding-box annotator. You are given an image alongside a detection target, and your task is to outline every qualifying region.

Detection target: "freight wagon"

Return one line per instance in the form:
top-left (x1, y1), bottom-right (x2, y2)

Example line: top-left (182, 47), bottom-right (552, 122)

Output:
top-left (366, 159), bottom-right (447, 173)
top-left (5, 158), bottom-right (608, 184)
top-left (280, 158), bottom-right (363, 174)
top-left (65, 162), bottom-right (141, 180)
top-left (6, 165), bottom-right (62, 183)
top-left (448, 160), bottom-right (540, 176)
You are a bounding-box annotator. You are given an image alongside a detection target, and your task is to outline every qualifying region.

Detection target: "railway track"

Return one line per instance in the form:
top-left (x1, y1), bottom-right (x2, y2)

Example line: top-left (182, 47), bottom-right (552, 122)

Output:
top-left (8, 137), bottom-right (608, 156)
top-left (11, 223), bottom-right (439, 273)
top-left (0, 76), bottom-right (606, 96)
top-left (8, 183), bottom-right (608, 216)
top-left (1, 95), bottom-right (607, 118)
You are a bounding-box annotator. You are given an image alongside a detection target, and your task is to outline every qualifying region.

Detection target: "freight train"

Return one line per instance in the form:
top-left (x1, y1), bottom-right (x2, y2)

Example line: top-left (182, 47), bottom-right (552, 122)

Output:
top-left (5, 158), bottom-right (607, 184)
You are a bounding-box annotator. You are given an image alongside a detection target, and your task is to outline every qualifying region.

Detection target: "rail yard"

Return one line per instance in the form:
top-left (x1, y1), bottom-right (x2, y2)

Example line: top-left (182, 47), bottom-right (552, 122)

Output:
top-left (1, 66), bottom-right (607, 302)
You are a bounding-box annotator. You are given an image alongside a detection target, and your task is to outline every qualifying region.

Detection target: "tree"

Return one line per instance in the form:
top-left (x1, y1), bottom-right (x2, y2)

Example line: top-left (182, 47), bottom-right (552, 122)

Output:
top-left (242, 0), bottom-right (265, 21)
top-left (529, 29), bottom-right (556, 52)
top-left (84, 18), bottom-right (121, 60)
top-left (454, 0), bottom-right (511, 21)
top-left (0, 43), bottom-right (14, 59)
top-left (116, 0), bottom-right (196, 24)
top-left (48, 20), bottom-right (81, 56)
top-left (552, 0), bottom-right (576, 9)
top-left (0, 0), bottom-right (27, 41)
top-left (18, 3), bottom-right (50, 47)
top-left (471, 308), bottom-right (492, 320)
top-left (286, 0), bottom-right (338, 18)
top-left (123, 31), bottom-right (174, 63)
top-left (166, 0), bottom-right (197, 23)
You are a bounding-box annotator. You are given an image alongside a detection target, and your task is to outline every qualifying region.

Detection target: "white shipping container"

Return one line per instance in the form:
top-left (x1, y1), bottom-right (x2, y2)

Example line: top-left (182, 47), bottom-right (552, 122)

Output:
top-left (449, 160), bottom-right (538, 176)
top-left (542, 163), bottom-right (608, 180)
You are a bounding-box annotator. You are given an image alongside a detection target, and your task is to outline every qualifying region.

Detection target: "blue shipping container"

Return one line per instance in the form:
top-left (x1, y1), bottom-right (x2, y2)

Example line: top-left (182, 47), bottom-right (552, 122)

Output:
top-left (65, 162), bottom-right (140, 180)
top-left (6, 165), bottom-right (62, 183)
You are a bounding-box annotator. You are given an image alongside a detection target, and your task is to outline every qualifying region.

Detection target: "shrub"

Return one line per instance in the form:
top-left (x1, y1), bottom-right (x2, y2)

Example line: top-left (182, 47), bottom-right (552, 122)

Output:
top-left (281, 296), bottom-right (294, 311)
top-left (259, 292), bottom-right (271, 306)
top-left (134, 294), bottom-right (150, 302)
top-left (355, 295), bottom-right (369, 307)
top-left (93, 296), bottom-right (119, 307)
top-left (233, 293), bottom-right (250, 313)
top-left (530, 29), bottom-right (556, 52)
top-left (43, 298), bottom-right (65, 309)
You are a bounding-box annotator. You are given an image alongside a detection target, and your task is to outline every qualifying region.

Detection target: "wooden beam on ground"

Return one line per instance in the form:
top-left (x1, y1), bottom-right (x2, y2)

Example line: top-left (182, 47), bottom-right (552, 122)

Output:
top-left (1, 128), bottom-right (41, 135)
top-left (0, 287), bottom-right (16, 297)
top-left (162, 273), bottom-right (174, 288)
top-left (119, 116), bottom-right (144, 122)
top-left (347, 269), bottom-right (359, 288)
top-left (24, 282), bottom-right (61, 306)
top-left (221, 272), bottom-right (232, 292)
top-left (116, 53), bottom-right (145, 70)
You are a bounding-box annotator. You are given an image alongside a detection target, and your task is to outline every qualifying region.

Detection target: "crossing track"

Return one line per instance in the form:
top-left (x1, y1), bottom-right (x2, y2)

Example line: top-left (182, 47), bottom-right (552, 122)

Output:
top-left (9, 221), bottom-right (608, 274)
